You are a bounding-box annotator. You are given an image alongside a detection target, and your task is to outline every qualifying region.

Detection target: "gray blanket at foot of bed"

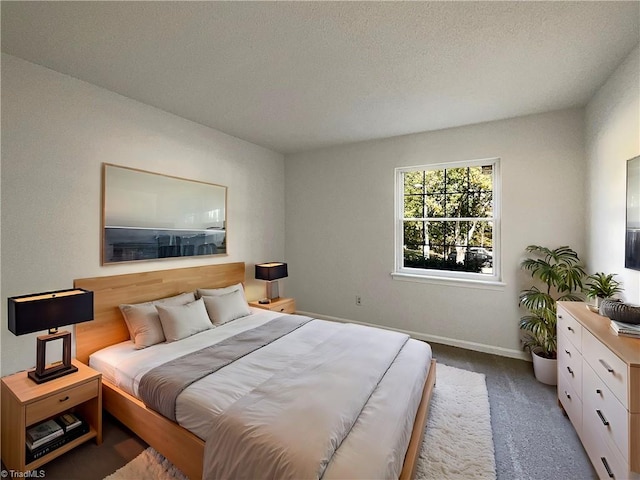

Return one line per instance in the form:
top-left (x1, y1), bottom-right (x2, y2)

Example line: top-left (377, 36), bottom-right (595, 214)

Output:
top-left (138, 315), bottom-right (312, 420)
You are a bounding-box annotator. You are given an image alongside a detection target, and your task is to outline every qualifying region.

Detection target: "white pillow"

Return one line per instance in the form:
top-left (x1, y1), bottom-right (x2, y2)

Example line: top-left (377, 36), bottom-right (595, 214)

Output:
top-left (156, 298), bottom-right (213, 342)
top-left (202, 289), bottom-right (251, 326)
top-left (120, 292), bottom-right (196, 349)
top-left (197, 283), bottom-right (244, 298)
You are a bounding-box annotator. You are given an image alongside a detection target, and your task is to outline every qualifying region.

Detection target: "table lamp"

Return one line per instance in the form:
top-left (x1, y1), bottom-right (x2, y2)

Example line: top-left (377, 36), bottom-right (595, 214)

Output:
top-left (8, 288), bottom-right (94, 384)
top-left (255, 262), bottom-right (288, 302)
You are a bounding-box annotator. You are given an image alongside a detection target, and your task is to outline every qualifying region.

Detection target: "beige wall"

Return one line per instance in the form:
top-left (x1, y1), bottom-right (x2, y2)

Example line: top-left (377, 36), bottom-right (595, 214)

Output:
top-left (285, 108), bottom-right (587, 358)
top-left (585, 44), bottom-right (640, 303)
top-left (0, 54), bottom-right (286, 376)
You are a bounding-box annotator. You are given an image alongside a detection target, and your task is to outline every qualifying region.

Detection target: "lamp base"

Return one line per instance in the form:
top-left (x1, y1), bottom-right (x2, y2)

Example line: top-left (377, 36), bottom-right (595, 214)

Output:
top-left (28, 330), bottom-right (76, 384)
top-left (266, 280), bottom-right (280, 300)
top-left (28, 363), bottom-right (78, 384)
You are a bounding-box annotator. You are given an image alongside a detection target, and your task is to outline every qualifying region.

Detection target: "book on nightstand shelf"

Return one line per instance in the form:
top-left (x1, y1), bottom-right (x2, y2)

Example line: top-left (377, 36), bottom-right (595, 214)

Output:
top-left (610, 319), bottom-right (640, 338)
top-left (26, 419), bottom-right (63, 450)
top-left (25, 413), bottom-right (89, 461)
top-left (56, 412), bottom-right (83, 432)
top-left (25, 421), bottom-right (90, 463)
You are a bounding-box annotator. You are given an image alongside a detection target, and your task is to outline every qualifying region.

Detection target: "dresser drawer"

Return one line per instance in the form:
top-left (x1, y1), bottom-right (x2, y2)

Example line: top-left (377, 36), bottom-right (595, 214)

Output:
top-left (583, 329), bottom-right (629, 409)
top-left (557, 307), bottom-right (583, 352)
top-left (584, 361), bottom-right (630, 465)
top-left (583, 415), bottom-right (638, 480)
top-left (25, 379), bottom-right (99, 426)
top-left (558, 331), bottom-right (583, 397)
top-left (558, 368), bottom-right (582, 437)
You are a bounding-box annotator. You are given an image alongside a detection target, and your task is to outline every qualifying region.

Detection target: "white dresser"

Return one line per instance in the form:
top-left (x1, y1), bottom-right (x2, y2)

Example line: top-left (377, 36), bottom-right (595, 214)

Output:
top-left (557, 302), bottom-right (640, 480)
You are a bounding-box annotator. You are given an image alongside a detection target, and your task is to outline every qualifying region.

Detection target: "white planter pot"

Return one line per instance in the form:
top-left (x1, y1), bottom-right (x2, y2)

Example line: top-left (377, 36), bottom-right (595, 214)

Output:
top-left (531, 351), bottom-right (557, 385)
top-left (595, 296), bottom-right (604, 309)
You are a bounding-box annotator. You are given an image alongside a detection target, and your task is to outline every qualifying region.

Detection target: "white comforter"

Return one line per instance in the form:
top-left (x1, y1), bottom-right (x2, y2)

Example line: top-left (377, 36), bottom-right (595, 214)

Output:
top-left (90, 309), bottom-right (432, 479)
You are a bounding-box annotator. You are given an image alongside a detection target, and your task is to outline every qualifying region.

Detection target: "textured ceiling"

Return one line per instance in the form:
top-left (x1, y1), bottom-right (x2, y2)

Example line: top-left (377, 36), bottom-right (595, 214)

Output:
top-left (2, 1), bottom-right (639, 154)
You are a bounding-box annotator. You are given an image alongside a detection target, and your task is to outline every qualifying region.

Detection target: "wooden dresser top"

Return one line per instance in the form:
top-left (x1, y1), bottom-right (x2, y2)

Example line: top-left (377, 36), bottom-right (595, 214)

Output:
top-left (558, 301), bottom-right (640, 367)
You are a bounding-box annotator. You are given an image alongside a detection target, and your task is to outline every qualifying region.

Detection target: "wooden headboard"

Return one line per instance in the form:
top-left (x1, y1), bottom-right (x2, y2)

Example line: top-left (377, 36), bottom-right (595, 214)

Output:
top-left (73, 262), bottom-right (245, 365)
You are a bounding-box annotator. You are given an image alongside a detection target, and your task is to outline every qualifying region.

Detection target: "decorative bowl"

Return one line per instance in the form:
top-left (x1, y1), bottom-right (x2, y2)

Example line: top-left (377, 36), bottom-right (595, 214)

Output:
top-left (599, 298), bottom-right (640, 325)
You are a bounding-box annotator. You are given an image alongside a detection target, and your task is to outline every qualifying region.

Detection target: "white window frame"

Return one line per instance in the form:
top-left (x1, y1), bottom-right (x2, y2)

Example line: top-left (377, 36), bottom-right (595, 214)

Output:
top-left (393, 157), bottom-right (502, 287)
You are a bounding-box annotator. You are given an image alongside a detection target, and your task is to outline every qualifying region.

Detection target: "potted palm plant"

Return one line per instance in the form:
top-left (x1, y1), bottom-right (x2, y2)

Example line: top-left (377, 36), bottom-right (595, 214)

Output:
top-left (519, 245), bottom-right (585, 385)
top-left (584, 272), bottom-right (623, 309)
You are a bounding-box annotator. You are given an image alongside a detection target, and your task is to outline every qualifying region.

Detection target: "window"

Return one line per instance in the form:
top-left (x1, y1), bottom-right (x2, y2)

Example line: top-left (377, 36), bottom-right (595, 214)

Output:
top-left (395, 158), bottom-right (501, 283)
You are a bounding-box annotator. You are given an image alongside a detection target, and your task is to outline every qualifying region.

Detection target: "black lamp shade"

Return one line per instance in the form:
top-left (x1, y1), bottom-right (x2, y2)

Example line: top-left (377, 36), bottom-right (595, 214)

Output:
top-left (255, 262), bottom-right (288, 281)
top-left (8, 288), bottom-right (94, 336)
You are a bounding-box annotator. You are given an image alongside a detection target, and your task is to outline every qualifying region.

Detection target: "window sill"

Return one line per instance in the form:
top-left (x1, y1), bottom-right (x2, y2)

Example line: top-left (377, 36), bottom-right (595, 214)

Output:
top-left (391, 272), bottom-right (506, 290)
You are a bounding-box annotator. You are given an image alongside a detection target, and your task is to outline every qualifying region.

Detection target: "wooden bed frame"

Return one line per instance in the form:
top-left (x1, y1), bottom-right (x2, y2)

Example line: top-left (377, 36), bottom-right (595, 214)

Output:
top-left (74, 262), bottom-right (436, 480)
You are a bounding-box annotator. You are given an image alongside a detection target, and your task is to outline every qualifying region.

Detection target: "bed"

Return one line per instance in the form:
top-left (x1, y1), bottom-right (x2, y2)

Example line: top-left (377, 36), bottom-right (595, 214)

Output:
top-left (74, 262), bottom-right (436, 480)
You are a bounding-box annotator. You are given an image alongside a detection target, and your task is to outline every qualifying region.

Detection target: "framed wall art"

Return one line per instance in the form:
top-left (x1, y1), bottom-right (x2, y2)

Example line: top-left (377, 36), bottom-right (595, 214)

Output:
top-left (626, 155), bottom-right (640, 270)
top-left (102, 164), bottom-right (227, 264)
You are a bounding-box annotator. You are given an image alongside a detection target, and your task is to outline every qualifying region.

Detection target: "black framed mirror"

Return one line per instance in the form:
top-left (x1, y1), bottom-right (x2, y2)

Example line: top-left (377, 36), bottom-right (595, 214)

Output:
top-left (102, 164), bottom-right (227, 264)
top-left (625, 155), bottom-right (640, 270)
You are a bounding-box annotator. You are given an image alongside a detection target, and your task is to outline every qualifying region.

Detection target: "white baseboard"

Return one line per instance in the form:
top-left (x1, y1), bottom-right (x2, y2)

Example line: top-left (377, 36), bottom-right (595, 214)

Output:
top-left (297, 310), bottom-right (531, 362)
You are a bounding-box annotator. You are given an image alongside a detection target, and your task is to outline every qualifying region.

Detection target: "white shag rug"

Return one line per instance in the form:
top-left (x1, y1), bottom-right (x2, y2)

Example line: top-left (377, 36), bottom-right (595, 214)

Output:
top-left (417, 363), bottom-right (496, 480)
top-left (105, 364), bottom-right (496, 480)
top-left (103, 448), bottom-right (188, 480)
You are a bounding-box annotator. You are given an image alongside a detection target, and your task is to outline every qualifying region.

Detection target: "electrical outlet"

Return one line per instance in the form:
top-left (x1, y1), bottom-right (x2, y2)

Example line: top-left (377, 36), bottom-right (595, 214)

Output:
top-left (356, 295), bottom-right (362, 306)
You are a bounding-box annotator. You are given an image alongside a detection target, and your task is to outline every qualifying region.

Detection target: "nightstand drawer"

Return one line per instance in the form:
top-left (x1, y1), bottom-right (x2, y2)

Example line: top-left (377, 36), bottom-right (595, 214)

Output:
top-left (26, 379), bottom-right (99, 426)
top-left (267, 299), bottom-right (295, 313)
top-left (251, 298), bottom-right (296, 314)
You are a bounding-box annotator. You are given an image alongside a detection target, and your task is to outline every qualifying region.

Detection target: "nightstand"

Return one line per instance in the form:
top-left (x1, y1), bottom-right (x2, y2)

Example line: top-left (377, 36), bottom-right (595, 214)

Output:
top-left (249, 297), bottom-right (296, 314)
top-left (1, 359), bottom-right (102, 472)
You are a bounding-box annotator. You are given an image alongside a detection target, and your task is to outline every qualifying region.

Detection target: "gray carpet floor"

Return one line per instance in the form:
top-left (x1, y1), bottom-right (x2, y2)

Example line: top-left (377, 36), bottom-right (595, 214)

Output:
top-left (430, 343), bottom-right (596, 480)
top-left (3, 342), bottom-right (597, 480)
